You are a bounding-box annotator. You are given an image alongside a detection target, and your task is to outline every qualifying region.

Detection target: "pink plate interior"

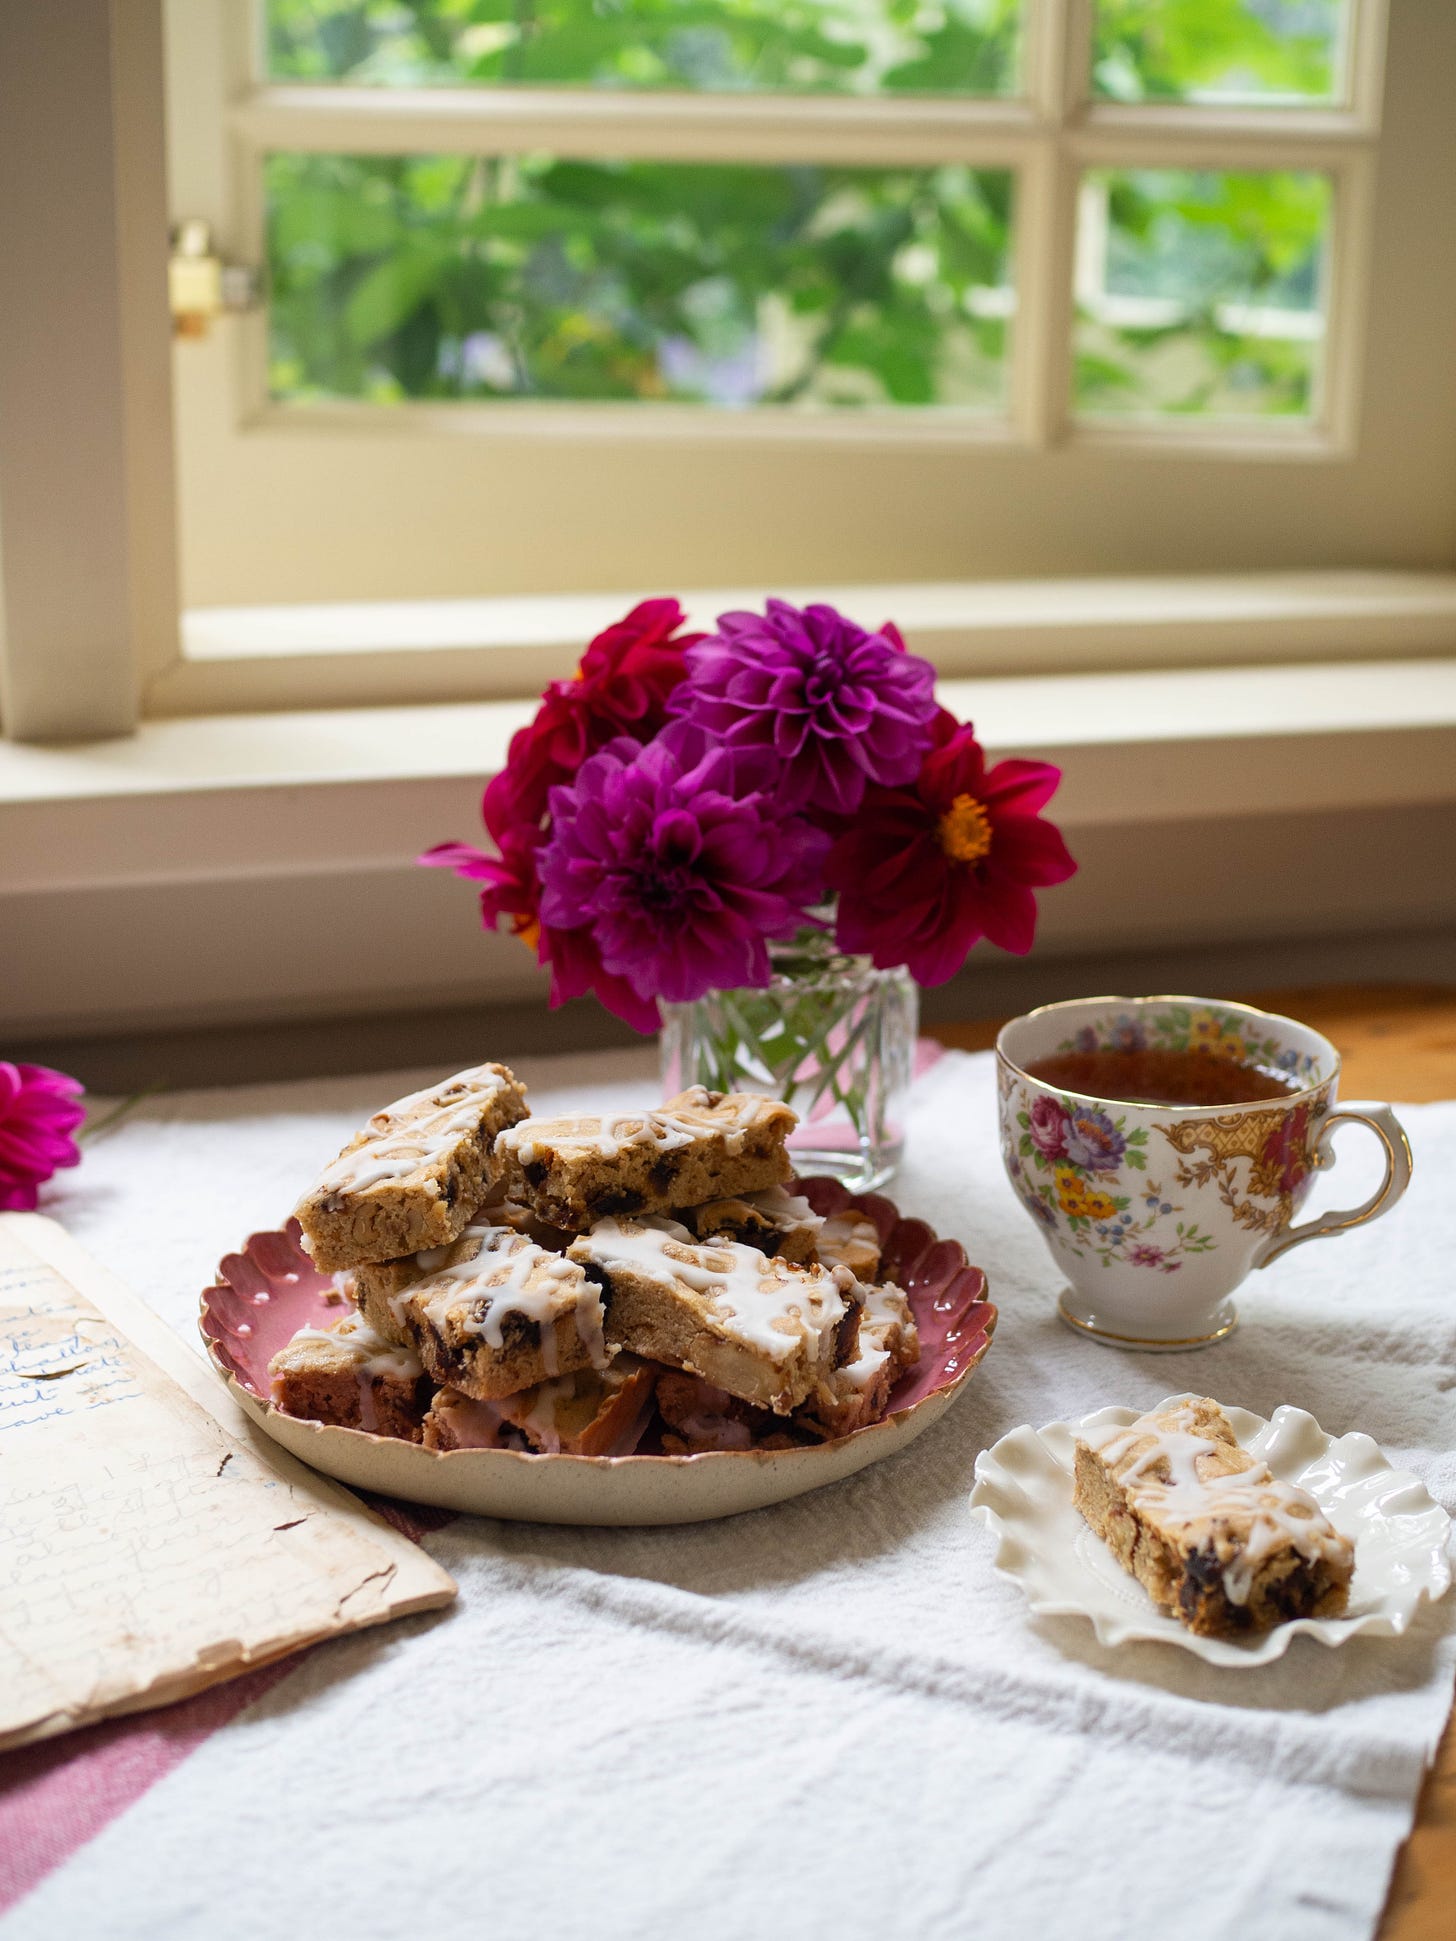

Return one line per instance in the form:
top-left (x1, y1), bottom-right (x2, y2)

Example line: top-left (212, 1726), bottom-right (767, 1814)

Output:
top-left (199, 1176), bottom-right (996, 1444)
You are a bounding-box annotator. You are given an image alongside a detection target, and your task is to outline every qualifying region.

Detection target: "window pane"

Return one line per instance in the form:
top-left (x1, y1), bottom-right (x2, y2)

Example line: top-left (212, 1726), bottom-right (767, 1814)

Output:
top-left (1092, 0), bottom-right (1345, 105)
top-left (266, 0), bottom-right (1021, 97)
top-left (265, 152), bottom-right (1014, 410)
top-left (1072, 169), bottom-right (1330, 421)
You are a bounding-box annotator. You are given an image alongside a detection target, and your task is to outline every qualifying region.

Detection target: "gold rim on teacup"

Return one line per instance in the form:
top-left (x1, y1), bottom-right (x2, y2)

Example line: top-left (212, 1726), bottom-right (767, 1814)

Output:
top-left (994, 992), bottom-right (1340, 1113)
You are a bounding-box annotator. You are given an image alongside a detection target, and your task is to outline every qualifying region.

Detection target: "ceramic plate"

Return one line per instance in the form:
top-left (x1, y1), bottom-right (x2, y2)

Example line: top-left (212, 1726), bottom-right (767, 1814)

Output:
top-left (970, 1393), bottom-right (1452, 1666)
top-left (200, 1177), bottom-right (996, 1527)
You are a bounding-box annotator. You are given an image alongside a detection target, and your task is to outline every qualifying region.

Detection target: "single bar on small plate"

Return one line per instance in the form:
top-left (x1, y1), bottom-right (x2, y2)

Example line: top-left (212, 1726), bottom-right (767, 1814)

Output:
top-left (422, 1356), bottom-right (658, 1456)
top-left (396, 1225), bottom-right (607, 1402)
top-left (813, 1209), bottom-right (883, 1282)
top-left (1073, 1396), bottom-right (1355, 1639)
top-left (569, 1217), bottom-right (860, 1415)
top-left (294, 1063), bottom-right (529, 1271)
top-left (796, 1279), bottom-right (919, 1439)
top-left (495, 1087), bottom-right (795, 1231)
top-left (683, 1184), bottom-right (822, 1263)
top-left (268, 1313), bottom-right (431, 1442)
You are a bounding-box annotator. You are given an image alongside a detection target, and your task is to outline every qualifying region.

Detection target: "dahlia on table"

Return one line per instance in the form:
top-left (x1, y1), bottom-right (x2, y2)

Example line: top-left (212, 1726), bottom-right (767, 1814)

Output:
top-left (0, 1062), bottom-right (85, 1211)
top-left (423, 598), bottom-right (1075, 1031)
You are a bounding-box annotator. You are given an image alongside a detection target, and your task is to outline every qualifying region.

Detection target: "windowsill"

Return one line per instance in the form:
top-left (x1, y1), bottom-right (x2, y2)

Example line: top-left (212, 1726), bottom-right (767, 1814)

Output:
top-left (3, 653), bottom-right (1455, 804)
top-left (4, 655), bottom-right (1455, 1042)
top-left (154, 570), bottom-right (1456, 715)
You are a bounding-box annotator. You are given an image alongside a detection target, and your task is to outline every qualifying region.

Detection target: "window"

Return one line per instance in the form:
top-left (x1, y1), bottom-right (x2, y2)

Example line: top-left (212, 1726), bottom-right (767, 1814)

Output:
top-left (156, 0), bottom-right (1456, 709)
top-left (2, 3), bottom-right (1453, 1044)
top-left (4, 0), bottom-right (1455, 739)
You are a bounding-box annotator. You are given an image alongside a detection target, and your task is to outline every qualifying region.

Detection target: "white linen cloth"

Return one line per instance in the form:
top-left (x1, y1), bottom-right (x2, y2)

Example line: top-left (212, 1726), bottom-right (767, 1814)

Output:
top-left (10, 1046), bottom-right (1456, 1941)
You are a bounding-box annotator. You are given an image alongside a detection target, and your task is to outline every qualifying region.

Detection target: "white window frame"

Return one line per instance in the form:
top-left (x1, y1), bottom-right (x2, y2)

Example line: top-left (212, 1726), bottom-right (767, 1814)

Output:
top-left (149, 0), bottom-right (1456, 715)
top-left (212, 0), bottom-right (1387, 456)
top-left (5, 0), bottom-right (1456, 744)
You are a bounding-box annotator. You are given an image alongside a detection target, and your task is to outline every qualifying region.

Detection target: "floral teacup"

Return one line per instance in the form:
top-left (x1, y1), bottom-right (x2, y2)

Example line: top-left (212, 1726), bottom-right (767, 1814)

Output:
top-left (996, 995), bottom-right (1413, 1349)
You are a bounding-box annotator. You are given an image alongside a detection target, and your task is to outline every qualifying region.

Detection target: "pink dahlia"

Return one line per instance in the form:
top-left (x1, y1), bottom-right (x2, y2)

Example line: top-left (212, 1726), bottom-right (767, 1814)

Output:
top-left (827, 709), bottom-right (1077, 984)
top-left (0, 1062), bottom-right (85, 1211)
top-left (669, 599), bottom-right (938, 816)
top-left (537, 724), bottom-right (828, 1025)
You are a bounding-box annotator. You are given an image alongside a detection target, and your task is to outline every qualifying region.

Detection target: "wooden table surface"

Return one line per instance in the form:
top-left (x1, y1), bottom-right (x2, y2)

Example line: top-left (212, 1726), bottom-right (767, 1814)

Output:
top-left (926, 983), bottom-right (1456, 1941)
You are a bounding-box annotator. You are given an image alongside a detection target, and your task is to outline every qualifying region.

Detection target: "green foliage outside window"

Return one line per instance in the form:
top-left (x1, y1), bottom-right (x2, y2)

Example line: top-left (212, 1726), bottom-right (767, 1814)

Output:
top-left (267, 0), bottom-right (1023, 95)
top-left (268, 155), bottom-right (1012, 407)
top-left (263, 0), bottom-right (1340, 418)
top-left (1092, 0), bottom-right (1341, 104)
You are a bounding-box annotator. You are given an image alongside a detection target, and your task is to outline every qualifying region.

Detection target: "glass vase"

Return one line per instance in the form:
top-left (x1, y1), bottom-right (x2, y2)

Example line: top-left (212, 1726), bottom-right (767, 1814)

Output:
top-left (659, 932), bottom-right (918, 1192)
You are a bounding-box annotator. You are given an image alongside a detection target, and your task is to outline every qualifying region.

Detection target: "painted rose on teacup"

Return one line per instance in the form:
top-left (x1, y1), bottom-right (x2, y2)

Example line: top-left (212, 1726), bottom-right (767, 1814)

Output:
top-left (996, 996), bottom-right (1413, 1350)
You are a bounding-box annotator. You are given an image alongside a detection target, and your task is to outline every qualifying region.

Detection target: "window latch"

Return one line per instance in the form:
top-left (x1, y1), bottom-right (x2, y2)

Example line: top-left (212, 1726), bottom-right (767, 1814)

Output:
top-left (168, 219), bottom-right (261, 338)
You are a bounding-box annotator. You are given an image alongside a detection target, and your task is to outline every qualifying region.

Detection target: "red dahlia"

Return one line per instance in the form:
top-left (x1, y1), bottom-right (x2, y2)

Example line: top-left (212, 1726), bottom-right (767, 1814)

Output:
top-left (826, 710), bottom-right (1076, 984)
top-left (483, 597), bottom-right (701, 834)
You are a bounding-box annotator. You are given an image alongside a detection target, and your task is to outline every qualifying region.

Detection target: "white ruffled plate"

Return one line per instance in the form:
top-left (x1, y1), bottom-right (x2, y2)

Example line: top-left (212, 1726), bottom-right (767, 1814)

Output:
top-left (970, 1393), bottom-right (1453, 1667)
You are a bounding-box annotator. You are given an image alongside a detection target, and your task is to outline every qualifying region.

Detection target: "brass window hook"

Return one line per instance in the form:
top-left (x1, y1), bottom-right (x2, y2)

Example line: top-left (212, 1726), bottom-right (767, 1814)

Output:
top-left (168, 218), bottom-right (260, 338)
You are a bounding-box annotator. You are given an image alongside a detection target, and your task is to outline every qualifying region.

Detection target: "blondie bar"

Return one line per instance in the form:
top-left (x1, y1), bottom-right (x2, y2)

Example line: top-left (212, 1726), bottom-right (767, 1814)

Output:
top-left (294, 1063), bottom-right (529, 1272)
top-left (683, 1184), bottom-right (822, 1263)
top-left (495, 1087), bottom-right (795, 1230)
top-left (569, 1217), bottom-right (859, 1415)
top-left (654, 1370), bottom-right (797, 1454)
top-left (797, 1278), bottom-right (919, 1439)
top-left (813, 1210), bottom-right (883, 1282)
top-left (399, 1225), bottom-right (607, 1401)
top-left (1074, 1397), bottom-right (1355, 1638)
top-left (422, 1356), bottom-right (658, 1456)
top-left (268, 1313), bottom-right (430, 1441)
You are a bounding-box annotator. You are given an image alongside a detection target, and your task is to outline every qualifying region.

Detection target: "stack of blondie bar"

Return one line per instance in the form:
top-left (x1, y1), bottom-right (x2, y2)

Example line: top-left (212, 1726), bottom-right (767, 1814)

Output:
top-left (268, 1062), bottom-right (919, 1456)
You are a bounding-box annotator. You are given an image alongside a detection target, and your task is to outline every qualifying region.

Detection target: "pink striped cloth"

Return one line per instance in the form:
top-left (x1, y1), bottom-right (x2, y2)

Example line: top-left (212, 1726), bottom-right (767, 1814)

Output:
top-left (0, 1491), bottom-right (454, 1916)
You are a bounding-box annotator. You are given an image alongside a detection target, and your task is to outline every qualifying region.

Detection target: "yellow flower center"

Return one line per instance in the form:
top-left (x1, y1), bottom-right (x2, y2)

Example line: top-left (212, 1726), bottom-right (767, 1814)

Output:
top-left (938, 793), bottom-right (994, 865)
top-left (514, 916), bottom-right (542, 952)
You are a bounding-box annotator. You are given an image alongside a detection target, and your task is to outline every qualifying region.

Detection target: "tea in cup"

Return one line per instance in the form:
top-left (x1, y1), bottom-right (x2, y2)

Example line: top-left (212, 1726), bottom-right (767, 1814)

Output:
top-left (996, 995), bottom-right (1413, 1349)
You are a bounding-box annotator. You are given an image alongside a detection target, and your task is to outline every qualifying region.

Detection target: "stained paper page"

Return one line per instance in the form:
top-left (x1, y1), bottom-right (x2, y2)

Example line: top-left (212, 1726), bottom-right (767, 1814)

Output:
top-left (0, 1213), bottom-right (455, 1751)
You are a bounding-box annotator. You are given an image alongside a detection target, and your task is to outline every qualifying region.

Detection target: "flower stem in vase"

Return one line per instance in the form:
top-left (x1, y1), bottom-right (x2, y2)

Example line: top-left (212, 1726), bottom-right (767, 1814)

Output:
top-left (661, 931), bottom-right (916, 1192)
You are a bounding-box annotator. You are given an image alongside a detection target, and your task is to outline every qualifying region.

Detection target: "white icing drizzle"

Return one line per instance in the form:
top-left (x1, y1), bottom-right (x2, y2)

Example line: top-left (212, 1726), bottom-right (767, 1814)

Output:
top-left (408, 1223), bottom-right (606, 1366)
top-left (497, 1087), bottom-right (783, 1167)
top-left (736, 1185), bottom-right (821, 1229)
top-left (314, 1063), bottom-right (513, 1196)
top-left (284, 1312), bottom-right (422, 1381)
top-left (1083, 1401), bottom-right (1350, 1606)
top-left (572, 1217), bottom-right (850, 1365)
top-left (836, 1280), bottom-right (913, 1392)
top-left (694, 1185), bottom-right (823, 1244)
top-left (816, 1211), bottom-right (881, 1273)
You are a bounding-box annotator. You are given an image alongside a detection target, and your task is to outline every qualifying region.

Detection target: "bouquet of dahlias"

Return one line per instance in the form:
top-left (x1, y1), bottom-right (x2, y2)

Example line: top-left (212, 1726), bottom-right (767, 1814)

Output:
top-left (423, 598), bottom-right (1076, 1033)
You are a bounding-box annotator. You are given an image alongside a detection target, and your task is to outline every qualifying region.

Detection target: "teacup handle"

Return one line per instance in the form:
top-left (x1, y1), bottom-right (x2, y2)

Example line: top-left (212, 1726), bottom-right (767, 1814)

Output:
top-left (1256, 1103), bottom-right (1414, 1268)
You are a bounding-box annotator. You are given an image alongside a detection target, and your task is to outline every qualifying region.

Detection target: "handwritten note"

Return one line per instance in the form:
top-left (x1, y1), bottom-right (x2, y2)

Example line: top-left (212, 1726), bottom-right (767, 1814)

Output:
top-left (0, 1214), bottom-right (455, 1751)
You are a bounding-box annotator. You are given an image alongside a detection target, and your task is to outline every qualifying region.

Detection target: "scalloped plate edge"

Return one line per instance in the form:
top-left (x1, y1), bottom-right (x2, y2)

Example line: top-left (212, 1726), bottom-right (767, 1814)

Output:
top-left (220, 1319), bottom-right (993, 1526)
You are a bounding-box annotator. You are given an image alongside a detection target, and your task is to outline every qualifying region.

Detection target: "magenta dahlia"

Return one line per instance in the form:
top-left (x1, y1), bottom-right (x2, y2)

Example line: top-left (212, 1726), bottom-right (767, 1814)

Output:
top-left (827, 709), bottom-right (1077, 984)
top-left (418, 827), bottom-right (660, 1034)
top-left (537, 724), bottom-right (828, 1023)
top-left (669, 598), bottom-right (938, 816)
top-left (0, 1062), bottom-right (85, 1210)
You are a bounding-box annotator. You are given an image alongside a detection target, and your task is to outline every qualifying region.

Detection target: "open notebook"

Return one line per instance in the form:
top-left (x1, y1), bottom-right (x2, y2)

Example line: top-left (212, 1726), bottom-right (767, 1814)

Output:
top-left (0, 1213), bottom-right (455, 1751)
